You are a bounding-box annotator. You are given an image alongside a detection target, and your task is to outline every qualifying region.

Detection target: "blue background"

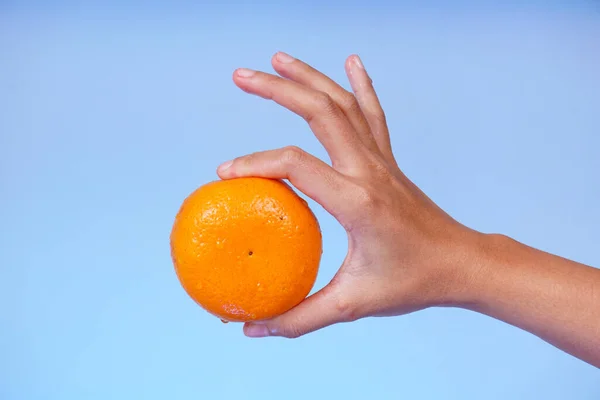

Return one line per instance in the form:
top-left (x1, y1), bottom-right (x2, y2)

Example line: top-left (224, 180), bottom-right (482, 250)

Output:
top-left (1, 1), bottom-right (599, 399)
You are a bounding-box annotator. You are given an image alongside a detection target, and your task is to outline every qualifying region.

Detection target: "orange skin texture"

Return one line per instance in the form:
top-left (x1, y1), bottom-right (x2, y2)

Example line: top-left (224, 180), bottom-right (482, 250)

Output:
top-left (170, 177), bottom-right (322, 322)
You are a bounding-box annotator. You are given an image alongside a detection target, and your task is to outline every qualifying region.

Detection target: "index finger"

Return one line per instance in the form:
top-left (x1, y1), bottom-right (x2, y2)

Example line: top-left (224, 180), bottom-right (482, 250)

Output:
top-left (233, 68), bottom-right (367, 170)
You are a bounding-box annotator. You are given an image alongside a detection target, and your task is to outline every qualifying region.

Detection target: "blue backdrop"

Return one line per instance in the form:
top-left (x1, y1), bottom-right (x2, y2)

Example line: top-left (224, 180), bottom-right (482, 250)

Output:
top-left (1, 1), bottom-right (599, 399)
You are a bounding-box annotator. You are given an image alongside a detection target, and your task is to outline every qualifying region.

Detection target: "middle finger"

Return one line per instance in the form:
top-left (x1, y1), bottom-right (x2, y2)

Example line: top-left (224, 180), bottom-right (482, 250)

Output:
top-left (233, 68), bottom-right (366, 169)
top-left (271, 52), bottom-right (379, 154)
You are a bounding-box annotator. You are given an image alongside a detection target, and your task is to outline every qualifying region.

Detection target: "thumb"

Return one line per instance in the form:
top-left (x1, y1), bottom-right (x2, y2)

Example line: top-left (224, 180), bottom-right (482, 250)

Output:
top-left (243, 283), bottom-right (355, 339)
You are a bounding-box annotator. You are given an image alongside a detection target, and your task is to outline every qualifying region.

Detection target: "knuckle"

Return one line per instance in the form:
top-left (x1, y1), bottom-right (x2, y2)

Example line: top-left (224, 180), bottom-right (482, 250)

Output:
top-left (307, 92), bottom-right (338, 122)
top-left (340, 92), bottom-right (361, 115)
top-left (355, 183), bottom-right (394, 213)
top-left (335, 293), bottom-right (359, 322)
top-left (372, 159), bottom-right (394, 180)
top-left (373, 110), bottom-right (388, 126)
top-left (280, 145), bottom-right (305, 165)
top-left (281, 325), bottom-right (303, 339)
top-left (314, 92), bottom-right (335, 109)
top-left (326, 281), bottom-right (359, 323)
top-left (354, 185), bottom-right (379, 209)
top-left (335, 295), bottom-right (358, 323)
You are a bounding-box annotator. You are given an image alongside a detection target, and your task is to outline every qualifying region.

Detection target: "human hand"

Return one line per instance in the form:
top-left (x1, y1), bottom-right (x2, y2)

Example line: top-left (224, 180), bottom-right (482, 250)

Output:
top-left (217, 52), bottom-right (484, 338)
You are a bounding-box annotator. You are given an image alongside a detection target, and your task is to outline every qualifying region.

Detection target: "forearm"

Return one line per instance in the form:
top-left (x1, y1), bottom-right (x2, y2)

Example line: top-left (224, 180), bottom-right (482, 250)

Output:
top-left (455, 234), bottom-right (600, 367)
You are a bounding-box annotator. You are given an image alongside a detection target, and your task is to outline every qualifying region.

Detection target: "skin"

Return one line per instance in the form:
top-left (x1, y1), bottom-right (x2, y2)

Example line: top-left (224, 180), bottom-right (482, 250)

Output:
top-left (216, 51), bottom-right (600, 368)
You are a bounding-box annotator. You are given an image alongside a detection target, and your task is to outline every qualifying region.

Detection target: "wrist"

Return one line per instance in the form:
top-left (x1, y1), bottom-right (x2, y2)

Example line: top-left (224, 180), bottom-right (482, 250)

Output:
top-left (434, 231), bottom-right (514, 310)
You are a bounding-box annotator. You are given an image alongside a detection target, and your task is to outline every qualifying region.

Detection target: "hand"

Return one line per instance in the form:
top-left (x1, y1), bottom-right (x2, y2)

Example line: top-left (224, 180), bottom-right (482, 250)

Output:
top-left (217, 52), bottom-right (484, 338)
top-left (215, 51), bottom-right (600, 368)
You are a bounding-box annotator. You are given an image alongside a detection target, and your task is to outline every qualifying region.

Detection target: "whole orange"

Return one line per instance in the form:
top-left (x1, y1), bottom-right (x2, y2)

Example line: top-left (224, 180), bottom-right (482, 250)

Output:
top-left (170, 177), bottom-right (322, 322)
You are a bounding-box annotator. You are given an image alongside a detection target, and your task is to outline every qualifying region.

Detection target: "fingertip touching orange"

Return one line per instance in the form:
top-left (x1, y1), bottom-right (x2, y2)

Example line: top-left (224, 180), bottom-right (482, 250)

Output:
top-left (170, 177), bottom-right (322, 322)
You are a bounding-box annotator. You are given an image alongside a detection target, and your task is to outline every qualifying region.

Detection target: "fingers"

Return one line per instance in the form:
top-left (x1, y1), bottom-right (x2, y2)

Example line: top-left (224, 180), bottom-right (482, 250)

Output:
top-left (217, 146), bottom-right (351, 218)
top-left (345, 55), bottom-right (397, 166)
top-left (243, 283), bottom-right (355, 338)
top-left (233, 68), bottom-right (366, 169)
top-left (271, 52), bottom-right (379, 153)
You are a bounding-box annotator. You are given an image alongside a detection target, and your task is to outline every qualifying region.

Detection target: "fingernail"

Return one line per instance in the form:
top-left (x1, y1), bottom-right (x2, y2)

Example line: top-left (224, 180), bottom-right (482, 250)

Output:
top-left (217, 160), bottom-right (233, 173)
top-left (353, 55), bottom-right (364, 70)
top-left (276, 52), bottom-right (295, 64)
top-left (245, 323), bottom-right (270, 338)
top-left (236, 68), bottom-right (256, 78)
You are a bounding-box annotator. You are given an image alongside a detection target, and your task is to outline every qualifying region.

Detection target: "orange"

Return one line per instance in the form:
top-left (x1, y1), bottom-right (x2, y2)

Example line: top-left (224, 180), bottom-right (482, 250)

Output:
top-left (170, 177), bottom-right (322, 322)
